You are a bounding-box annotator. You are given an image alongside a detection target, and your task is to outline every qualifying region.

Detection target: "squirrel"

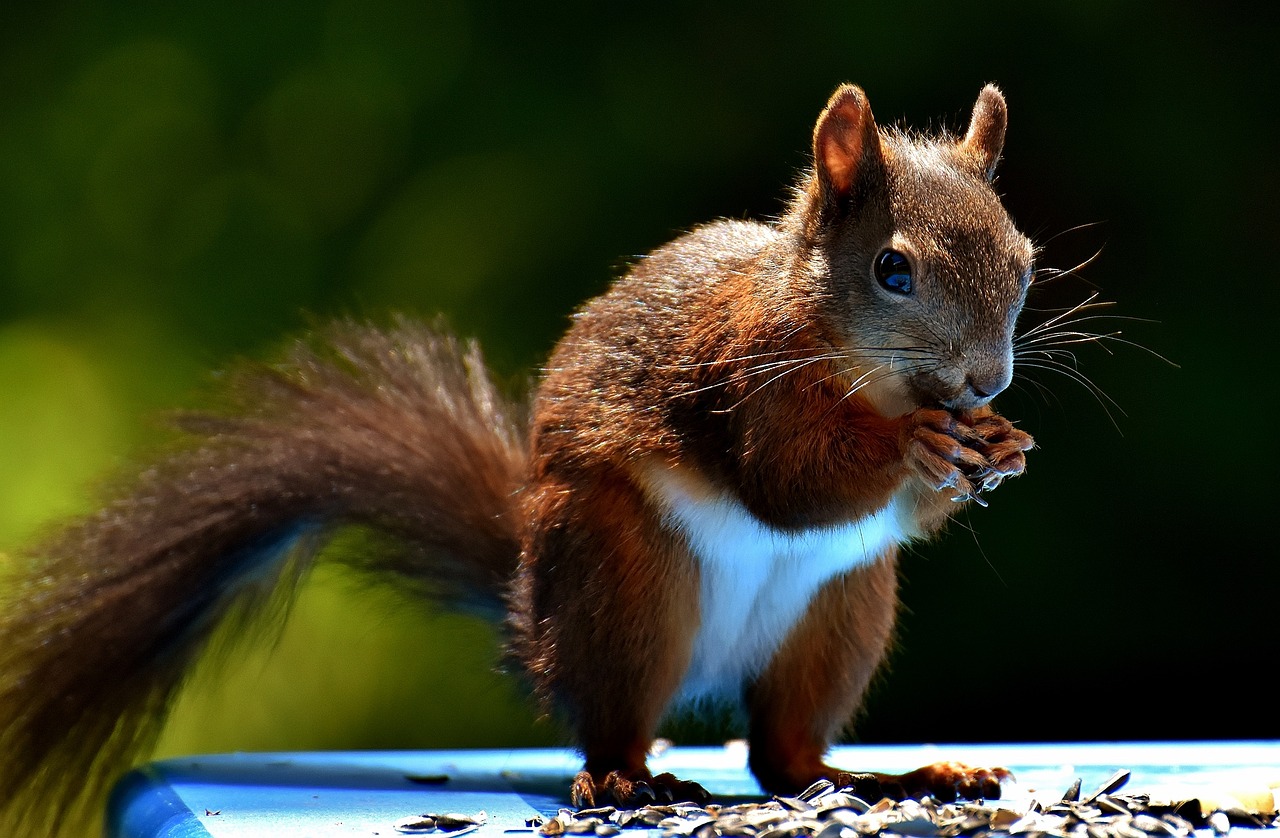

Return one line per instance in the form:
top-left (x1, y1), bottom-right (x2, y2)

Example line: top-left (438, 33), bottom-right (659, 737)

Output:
top-left (0, 83), bottom-right (1036, 835)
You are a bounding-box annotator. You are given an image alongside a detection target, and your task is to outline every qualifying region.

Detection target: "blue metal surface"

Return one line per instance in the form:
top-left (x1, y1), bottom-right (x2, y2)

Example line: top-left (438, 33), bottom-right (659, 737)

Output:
top-left (108, 766), bottom-right (214, 838)
top-left (108, 742), bottom-right (1280, 837)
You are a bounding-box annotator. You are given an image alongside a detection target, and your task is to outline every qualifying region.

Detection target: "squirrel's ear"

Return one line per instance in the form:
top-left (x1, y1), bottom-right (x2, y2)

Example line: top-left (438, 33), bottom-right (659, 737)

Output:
top-left (813, 84), bottom-right (882, 200)
top-left (960, 84), bottom-right (1007, 181)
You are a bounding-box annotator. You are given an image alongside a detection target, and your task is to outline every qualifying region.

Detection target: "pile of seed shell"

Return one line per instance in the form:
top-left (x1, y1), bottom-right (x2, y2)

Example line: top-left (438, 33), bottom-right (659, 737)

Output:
top-left (533, 771), bottom-right (1278, 838)
top-left (394, 811), bottom-right (487, 835)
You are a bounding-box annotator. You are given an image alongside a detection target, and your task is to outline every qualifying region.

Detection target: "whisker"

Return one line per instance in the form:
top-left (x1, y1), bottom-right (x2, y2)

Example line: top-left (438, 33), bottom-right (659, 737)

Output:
top-left (803, 348), bottom-right (940, 393)
top-left (1017, 312), bottom-right (1152, 337)
top-left (842, 360), bottom-right (937, 405)
top-left (656, 322), bottom-right (815, 371)
top-left (811, 358), bottom-right (940, 424)
top-left (662, 343), bottom-right (936, 373)
top-left (955, 506), bottom-right (1009, 588)
top-left (1015, 359), bottom-right (1125, 431)
top-left (1016, 313), bottom-right (1161, 346)
top-left (657, 346), bottom-right (818, 371)
top-left (1088, 334), bottom-right (1177, 367)
top-left (824, 364), bottom-right (894, 419)
top-left (1030, 245), bottom-right (1105, 288)
top-left (1012, 375), bottom-right (1061, 410)
top-left (1016, 293), bottom-right (1110, 340)
top-left (720, 355), bottom-right (839, 411)
top-left (1017, 348), bottom-right (1082, 366)
top-left (1034, 221), bottom-right (1106, 249)
top-left (674, 341), bottom-right (939, 404)
top-left (677, 355), bottom-right (831, 399)
top-left (1017, 330), bottom-right (1124, 355)
top-left (1018, 329), bottom-right (1178, 368)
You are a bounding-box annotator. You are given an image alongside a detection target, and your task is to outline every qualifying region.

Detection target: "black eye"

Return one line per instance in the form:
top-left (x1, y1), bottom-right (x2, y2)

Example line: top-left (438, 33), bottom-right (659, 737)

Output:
top-left (874, 249), bottom-right (914, 295)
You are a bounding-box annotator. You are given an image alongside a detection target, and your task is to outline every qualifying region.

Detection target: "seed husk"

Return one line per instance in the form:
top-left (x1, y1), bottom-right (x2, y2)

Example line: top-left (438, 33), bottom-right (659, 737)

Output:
top-left (1084, 772), bottom-right (1132, 804)
top-left (544, 768), bottom-right (1277, 838)
top-left (1062, 779), bottom-right (1083, 803)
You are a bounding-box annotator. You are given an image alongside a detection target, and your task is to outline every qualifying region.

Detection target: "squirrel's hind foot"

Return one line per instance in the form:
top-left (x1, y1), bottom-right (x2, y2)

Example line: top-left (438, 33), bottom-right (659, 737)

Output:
top-left (847, 761), bottom-right (1010, 802)
top-left (571, 769), bottom-right (711, 809)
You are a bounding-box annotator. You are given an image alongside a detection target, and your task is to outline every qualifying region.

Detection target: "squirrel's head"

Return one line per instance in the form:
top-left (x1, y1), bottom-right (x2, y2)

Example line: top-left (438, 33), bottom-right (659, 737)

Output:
top-left (798, 84), bottom-right (1035, 417)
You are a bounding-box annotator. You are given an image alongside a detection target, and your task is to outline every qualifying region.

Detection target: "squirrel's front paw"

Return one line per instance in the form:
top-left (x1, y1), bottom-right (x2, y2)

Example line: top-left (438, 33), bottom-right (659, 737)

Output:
top-left (905, 409), bottom-right (988, 500)
top-left (961, 413), bottom-right (1034, 492)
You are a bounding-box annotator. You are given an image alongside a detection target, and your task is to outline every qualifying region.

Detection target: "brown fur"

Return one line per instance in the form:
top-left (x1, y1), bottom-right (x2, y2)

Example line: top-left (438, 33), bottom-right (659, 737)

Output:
top-left (0, 84), bottom-right (1036, 834)
top-left (510, 467), bottom-right (700, 776)
top-left (0, 318), bottom-right (526, 834)
top-left (746, 549), bottom-right (900, 793)
top-left (510, 84), bottom-right (1033, 803)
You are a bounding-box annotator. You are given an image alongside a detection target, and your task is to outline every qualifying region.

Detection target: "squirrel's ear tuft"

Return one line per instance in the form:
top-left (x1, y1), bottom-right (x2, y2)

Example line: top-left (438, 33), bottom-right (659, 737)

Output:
top-left (813, 84), bottom-right (881, 199)
top-left (961, 84), bottom-right (1007, 181)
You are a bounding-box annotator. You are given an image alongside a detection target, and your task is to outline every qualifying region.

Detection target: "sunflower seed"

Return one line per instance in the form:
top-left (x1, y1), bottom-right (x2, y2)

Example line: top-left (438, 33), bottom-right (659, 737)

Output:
top-left (548, 767), bottom-right (1278, 838)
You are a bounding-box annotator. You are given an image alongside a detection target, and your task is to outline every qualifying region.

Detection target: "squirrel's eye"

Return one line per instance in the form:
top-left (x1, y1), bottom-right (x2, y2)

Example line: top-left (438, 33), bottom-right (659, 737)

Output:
top-left (874, 249), bottom-right (913, 295)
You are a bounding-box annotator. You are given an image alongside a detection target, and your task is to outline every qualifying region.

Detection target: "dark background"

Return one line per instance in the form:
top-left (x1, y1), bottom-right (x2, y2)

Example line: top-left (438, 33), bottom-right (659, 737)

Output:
top-left (0, 2), bottom-right (1274, 759)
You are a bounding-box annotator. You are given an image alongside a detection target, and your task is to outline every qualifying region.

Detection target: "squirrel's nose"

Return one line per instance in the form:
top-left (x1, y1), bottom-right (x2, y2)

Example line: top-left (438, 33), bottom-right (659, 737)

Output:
top-left (939, 360), bottom-right (1011, 411)
top-left (965, 374), bottom-right (997, 400)
top-left (933, 349), bottom-right (1013, 411)
top-left (962, 364), bottom-right (1012, 405)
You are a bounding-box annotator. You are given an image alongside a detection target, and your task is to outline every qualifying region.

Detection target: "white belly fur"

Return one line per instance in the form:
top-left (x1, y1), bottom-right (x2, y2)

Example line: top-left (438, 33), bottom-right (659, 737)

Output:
top-left (639, 461), bottom-right (917, 707)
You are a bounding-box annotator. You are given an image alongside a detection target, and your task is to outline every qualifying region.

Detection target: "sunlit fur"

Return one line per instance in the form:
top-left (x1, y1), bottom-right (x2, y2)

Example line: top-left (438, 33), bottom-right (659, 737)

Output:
top-left (510, 84), bottom-right (1035, 803)
top-left (0, 84), bottom-right (1041, 834)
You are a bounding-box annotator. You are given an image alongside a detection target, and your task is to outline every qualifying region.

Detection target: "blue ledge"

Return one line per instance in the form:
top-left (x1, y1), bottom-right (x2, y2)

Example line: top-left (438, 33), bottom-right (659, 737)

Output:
top-left (108, 741), bottom-right (1280, 837)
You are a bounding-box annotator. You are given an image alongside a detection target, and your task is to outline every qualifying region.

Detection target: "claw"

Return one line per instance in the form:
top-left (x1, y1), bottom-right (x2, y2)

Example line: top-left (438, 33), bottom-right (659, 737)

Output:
top-left (570, 771), bottom-right (597, 809)
top-left (629, 780), bottom-right (657, 804)
top-left (953, 491), bottom-right (988, 507)
top-left (571, 769), bottom-right (709, 809)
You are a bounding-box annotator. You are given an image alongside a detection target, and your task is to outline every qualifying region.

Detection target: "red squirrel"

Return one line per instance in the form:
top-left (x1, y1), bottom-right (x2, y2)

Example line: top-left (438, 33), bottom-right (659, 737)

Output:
top-left (0, 83), bottom-right (1035, 834)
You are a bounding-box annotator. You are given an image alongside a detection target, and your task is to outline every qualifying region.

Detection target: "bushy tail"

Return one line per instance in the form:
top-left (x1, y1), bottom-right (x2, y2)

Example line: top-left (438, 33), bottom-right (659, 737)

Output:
top-left (0, 317), bottom-right (528, 836)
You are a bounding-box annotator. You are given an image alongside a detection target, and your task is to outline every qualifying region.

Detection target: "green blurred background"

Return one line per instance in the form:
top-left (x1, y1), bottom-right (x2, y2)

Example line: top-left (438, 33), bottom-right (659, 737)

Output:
top-left (0, 1), bottom-right (1274, 760)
